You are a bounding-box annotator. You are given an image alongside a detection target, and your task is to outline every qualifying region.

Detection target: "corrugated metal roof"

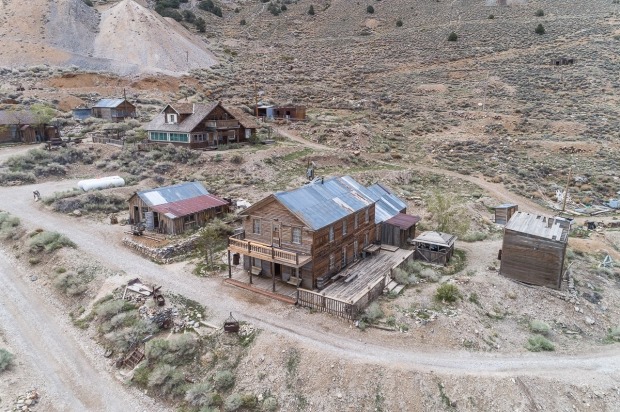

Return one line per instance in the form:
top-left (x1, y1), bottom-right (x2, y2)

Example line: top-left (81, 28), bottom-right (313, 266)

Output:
top-left (137, 182), bottom-right (210, 207)
top-left (274, 176), bottom-right (375, 230)
top-left (414, 231), bottom-right (457, 247)
top-left (93, 98), bottom-right (126, 108)
top-left (365, 182), bottom-right (408, 224)
top-left (152, 194), bottom-right (228, 218)
top-left (505, 212), bottom-right (569, 242)
top-left (385, 213), bottom-right (420, 230)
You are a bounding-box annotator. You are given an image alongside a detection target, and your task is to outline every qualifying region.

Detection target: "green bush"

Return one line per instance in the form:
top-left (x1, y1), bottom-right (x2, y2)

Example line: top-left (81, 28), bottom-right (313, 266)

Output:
top-left (448, 31), bottom-right (458, 42)
top-left (146, 334), bottom-right (198, 365)
top-left (366, 5), bottom-right (374, 13)
top-left (96, 299), bottom-right (135, 321)
top-left (262, 396), bottom-right (278, 411)
top-left (529, 320), bottom-right (550, 336)
top-left (535, 23), bottom-right (545, 35)
top-left (196, 17), bottom-right (206, 32)
top-left (104, 320), bottom-right (158, 352)
top-left (0, 171), bottom-right (36, 185)
top-left (0, 349), bottom-right (14, 372)
top-left (525, 335), bottom-right (555, 352)
top-left (488, 14), bottom-right (494, 19)
top-left (28, 231), bottom-right (76, 253)
top-left (0, 211), bottom-right (20, 240)
top-left (183, 9), bottom-right (196, 22)
top-left (184, 382), bottom-right (216, 407)
top-left (605, 327), bottom-right (620, 343)
top-left (53, 270), bottom-right (89, 296)
top-left (241, 393), bottom-right (258, 408)
top-left (82, 0), bottom-right (93, 6)
top-left (435, 283), bottom-right (461, 303)
top-left (361, 302), bottom-right (383, 324)
top-left (214, 370), bottom-right (235, 390)
top-left (396, 18), bottom-right (403, 27)
top-left (199, 0), bottom-right (223, 17)
top-left (224, 393), bottom-right (243, 412)
top-left (147, 364), bottom-right (185, 397)
top-left (535, 9), bottom-right (544, 17)
top-left (240, 19), bottom-right (246, 25)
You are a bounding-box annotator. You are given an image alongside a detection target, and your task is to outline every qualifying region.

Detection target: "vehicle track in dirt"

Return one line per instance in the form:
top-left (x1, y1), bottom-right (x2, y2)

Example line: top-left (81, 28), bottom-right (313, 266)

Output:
top-left (0, 181), bottom-right (618, 390)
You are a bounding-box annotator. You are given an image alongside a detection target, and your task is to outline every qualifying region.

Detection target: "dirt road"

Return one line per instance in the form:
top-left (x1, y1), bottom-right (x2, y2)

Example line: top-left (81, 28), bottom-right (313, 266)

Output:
top-left (0, 181), bottom-right (619, 389)
top-left (0, 245), bottom-right (169, 411)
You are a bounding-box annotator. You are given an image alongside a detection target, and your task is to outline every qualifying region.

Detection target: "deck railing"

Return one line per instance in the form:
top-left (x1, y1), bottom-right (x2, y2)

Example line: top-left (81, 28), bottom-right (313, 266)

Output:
top-left (296, 289), bottom-right (356, 319)
top-left (228, 237), bottom-right (305, 266)
top-left (92, 136), bottom-right (124, 147)
top-left (205, 120), bottom-right (240, 129)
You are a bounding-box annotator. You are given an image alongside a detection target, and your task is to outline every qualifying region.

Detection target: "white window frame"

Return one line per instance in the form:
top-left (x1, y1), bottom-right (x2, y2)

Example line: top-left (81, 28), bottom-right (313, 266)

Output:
top-left (166, 113), bottom-right (177, 124)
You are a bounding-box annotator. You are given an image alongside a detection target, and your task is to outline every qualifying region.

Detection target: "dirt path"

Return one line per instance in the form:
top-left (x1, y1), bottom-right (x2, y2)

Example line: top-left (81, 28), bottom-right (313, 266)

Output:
top-left (0, 246), bottom-right (168, 411)
top-left (1, 182), bottom-right (619, 388)
top-left (273, 126), bottom-right (336, 151)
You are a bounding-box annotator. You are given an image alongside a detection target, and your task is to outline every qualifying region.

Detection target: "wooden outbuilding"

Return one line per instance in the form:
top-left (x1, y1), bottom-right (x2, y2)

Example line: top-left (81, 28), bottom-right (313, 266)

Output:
top-left (499, 212), bottom-right (570, 289)
top-left (127, 182), bottom-right (229, 235)
top-left (255, 104), bottom-right (306, 121)
top-left (0, 109), bottom-right (59, 144)
top-left (92, 99), bottom-right (136, 122)
top-left (494, 203), bottom-right (518, 225)
top-left (381, 213), bottom-right (420, 248)
top-left (413, 231), bottom-right (456, 265)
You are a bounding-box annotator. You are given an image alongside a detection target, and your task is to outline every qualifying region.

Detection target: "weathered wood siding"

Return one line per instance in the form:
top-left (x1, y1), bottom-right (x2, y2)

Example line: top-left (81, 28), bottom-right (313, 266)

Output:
top-left (379, 222), bottom-right (415, 248)
top-left (495, 205), bottom-right (518, 225)
top-left (499, 230), bottom-right (566, 289)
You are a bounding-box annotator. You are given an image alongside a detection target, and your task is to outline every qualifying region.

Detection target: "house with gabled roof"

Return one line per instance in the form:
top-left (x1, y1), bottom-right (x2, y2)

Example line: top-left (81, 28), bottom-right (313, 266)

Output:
top-left (92, 98), bottom-right (136, 122)
top-left (227, 176), bottom-right (417, 291)
top-left (128, 181), bottom-right (230, 235)
top-left (0, 109), bottom-right (59, 144)
top-left (145, 102), bottom-right (259, 149)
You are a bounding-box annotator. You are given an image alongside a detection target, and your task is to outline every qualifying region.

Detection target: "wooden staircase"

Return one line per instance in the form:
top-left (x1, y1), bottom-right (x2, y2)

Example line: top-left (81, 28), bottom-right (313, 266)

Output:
top-left (123, 345), bottom-right (144, 369)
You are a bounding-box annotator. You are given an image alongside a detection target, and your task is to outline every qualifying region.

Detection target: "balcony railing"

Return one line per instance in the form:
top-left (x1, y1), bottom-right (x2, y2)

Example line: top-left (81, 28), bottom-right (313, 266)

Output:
top-left (228, 236), bottom-right (311, 267)
top-left (205, 120), bottom-right (240, 129)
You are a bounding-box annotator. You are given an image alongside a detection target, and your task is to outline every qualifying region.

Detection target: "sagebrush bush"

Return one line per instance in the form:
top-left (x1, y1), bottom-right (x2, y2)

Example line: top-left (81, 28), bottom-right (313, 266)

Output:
top-left (28, 231), bottom-right (76, 253)
top-left (526, 335), bottom-right (555, 352)
top-left (262, 397), bottom-right (278, 411)
top-left (448, 31), bottom-right (458, 41)
top-left (0, 348), bottom-right (14, 372)
top-left (96, 299), bottom-right (135, 321)
top-left (53, 270), bottom-right (89, 296)
top-left (184, 382), bottom-right (216, 407)
top-left (0, 171), bottom-right (36, 185)
top-left (435, 283), bottom-right (461, 303)
top-left (104, 320), bottom-right (158, 352)
top-left (606, 327), bottom-right (620, 343)
top-left (361, 302), bottom-right (384, 324)
top-left (147, 363), bottom-right (185, 397)
top-left (0, 211), bottom-right (20, 239)
top-left (224, 393), bottom-right (243, 412)
top-left (145, 334), bottom-right (198, 365)
top-left (529, 320), bottom-right (550, 335)
top-left (214, 370), bottom-right (235, 390)
top-left (419, 268), bottom-right (439, 282)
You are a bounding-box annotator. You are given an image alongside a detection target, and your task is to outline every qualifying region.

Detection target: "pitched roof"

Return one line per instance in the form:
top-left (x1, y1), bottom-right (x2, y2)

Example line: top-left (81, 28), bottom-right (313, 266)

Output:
top-left (137, 181), bottom-right (210, 207)
top-left (170, 103), bottom-right (194, 114)
top-left (0, 110), bottom-right (37, 125)
top-left (385, 213), bottom-right (420, 230)
top-left (93, 98), bottom-right (127, 108)
top-left (152, 194), bottom-right (228, 219)
top-left (224, 106), bottom-right (260, 129)
top-left (363, 182), bottom-right (407, 224)
top-left (414, 231), bottom-right (457, 247)
top-left (505, 212), bottom-right (570, 243)
top-left (495, 203), bottom-right (518, 209)
top-left (145, 102), bottom-right (219, 133)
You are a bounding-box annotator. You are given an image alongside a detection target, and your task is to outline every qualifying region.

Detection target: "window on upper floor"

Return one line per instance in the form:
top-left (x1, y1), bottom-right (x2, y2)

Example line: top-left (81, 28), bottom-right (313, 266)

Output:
top-left (253, 219), bottom-right (261, 235)
top-left (342, 219), bottom-right (347, 236)
top-left (166, 113), bottom-right (178, 124)
top-left (292, 227), bottom-right (302, 244)
top-left (354, 213), bottom-right (359, 229)
top-left (329, 253), bottom-right (335, 270)
top-left (329, 225), bottom-right (334, 242)
top-left (365, 208), bottom-right (369, 223)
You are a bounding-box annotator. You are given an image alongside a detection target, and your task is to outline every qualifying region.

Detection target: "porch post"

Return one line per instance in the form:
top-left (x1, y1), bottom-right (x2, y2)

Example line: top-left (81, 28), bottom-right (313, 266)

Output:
top-left (271, 261), bottom-right (276, 292)
top-left (249, 264), bottom-right (253, 285)
top-left (227, 250), bottom-right (231, 279)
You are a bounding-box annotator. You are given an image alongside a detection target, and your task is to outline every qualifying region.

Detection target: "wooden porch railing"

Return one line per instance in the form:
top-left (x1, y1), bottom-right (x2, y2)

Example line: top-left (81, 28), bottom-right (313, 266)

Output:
top-left (205, 120), bottom-right (240, 129)
top-left (228, 237), bottom-right (305, 266)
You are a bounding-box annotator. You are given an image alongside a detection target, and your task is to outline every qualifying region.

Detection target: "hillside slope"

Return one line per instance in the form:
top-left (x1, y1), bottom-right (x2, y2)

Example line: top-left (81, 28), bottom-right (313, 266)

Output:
top-left (0, 0), bottom-right (217, 75)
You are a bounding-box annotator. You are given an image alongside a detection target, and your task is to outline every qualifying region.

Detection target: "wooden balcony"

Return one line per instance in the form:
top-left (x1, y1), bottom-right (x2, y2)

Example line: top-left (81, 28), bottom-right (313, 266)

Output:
top-left (205, 120), bottom-right (240, 129)
top-left (228, 237), bottom-right (311, 268)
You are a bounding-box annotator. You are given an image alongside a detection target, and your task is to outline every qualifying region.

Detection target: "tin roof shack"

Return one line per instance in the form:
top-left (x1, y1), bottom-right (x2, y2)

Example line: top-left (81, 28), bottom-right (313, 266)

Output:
top-left (92, 99), bottom-right (136, 122)
top-left (128, 182), bottom-right (229, 235)
top-left (383, 214), bottom-right (420, 247)
top-left (255, 104), bottom-right (306, 121)
top-left (500, 212), bottom-right (570, 289)
top-left (145, 102), bottom-right (258, 149)
top-left (0, 110), bottom-right (59, 144)
top-left (494, 203), bottom-right (518, 225)
top-left (413, 231), bottom-right (457, 265)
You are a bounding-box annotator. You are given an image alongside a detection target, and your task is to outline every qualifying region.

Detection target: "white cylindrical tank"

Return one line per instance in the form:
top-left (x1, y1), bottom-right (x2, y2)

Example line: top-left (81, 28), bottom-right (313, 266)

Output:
top-left (78, 176), bottom-right (125, 191)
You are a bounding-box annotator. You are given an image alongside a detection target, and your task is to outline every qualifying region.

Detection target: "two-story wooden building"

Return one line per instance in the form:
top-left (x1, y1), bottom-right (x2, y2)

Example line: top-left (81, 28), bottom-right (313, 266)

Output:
top-left (227, 176), bottom-right (414, 291)
top-left (92, 98), bottom-right (136, 122)
top-left (145, 102), bottom-right (258, 149)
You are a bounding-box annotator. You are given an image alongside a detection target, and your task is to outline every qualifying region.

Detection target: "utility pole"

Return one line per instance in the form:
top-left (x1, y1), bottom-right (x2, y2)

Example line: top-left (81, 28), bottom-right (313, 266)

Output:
top-left (253, 80), bottom-right (259, 118)
top-left (561, 167), bottom-right (572, 213)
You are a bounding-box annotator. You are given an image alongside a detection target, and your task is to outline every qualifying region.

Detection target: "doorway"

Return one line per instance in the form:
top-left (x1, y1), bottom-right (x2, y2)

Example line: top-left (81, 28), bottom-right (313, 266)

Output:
top-left (133, 206), bottom-right (140, 224)
top-left (272, 223), bottom-right (281, 247)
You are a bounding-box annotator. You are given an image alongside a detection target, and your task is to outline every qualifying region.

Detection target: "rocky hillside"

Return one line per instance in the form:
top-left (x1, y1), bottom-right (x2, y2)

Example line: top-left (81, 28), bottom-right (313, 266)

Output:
top-left (0, 0), bottom-right (217, 75)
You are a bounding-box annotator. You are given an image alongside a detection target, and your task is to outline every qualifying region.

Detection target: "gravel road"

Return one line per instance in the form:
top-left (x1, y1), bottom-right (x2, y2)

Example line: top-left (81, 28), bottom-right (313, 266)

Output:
top-left (0, 180), bottom-right (619, 391)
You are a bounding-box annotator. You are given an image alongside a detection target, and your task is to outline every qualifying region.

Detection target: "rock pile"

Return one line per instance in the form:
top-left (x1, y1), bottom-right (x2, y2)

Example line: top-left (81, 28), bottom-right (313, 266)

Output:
top-left (8, 390), bottom-right (39, 412)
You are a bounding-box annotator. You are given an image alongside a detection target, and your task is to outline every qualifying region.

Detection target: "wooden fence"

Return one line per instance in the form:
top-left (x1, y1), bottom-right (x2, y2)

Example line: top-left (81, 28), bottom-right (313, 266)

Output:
top-left (92, 136), bottom-right (125, 147)
top-left (296, 275), bottom-right (387, 320)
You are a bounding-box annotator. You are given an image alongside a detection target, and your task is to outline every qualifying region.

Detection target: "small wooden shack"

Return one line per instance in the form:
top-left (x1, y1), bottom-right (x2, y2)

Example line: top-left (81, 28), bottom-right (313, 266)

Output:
top-left (128, 182), bottom-right (229, 235)
top-left (0, 110), bottom-right (59, 144)
top-left (413, 231), bottom-right (456, 265)
top-left (494, 203), bottom-right (518, 225)
top-left (255, 104), bottom-right (306, 121)
top-left (499, 212), bottom-right (570, 289)
top-left (381, 213), bottom-right (420, 248)
top-left (92, 99), bottom-right (136, 122)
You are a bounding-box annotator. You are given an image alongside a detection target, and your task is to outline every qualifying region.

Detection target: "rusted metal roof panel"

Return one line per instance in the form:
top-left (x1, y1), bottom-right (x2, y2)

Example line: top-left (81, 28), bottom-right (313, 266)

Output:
top-left (385, 213), bottom-right (420, 230)
top-left (151, 194), bottom-right (228, 218)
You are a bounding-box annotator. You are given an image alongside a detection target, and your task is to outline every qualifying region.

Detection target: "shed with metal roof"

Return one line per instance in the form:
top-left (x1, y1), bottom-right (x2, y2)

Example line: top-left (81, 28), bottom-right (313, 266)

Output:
top-left (128, 182), bottom-right (229, 235)
top-left (413, 231), bottom-right (457, 265)
top-left (92, 98), bottom-right (136, 122)
top-left (499, 212), bottom-right (570, 289)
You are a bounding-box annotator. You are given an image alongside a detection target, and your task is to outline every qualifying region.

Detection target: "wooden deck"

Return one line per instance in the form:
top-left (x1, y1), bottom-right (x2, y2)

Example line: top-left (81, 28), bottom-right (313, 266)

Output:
top-left (321, 247), bottom-right (413, 303)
